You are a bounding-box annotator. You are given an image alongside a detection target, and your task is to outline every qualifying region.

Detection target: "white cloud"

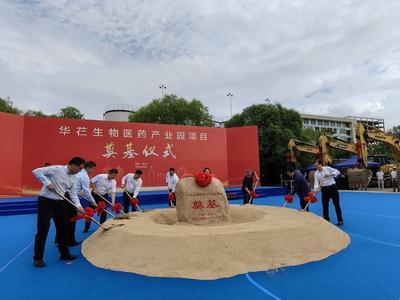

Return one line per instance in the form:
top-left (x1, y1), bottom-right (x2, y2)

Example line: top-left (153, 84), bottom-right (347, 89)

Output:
top-left (1, 0), bottom-right (400, 128)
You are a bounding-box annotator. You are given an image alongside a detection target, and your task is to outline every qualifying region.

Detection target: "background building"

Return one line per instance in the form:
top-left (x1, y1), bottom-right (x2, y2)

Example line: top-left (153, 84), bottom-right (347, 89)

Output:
top-left (300, 114), bottom-right (385, 142)
top-left (300, 114), bottom-right (357, 142)
top-left (346, 116), bottom-right (385, 130)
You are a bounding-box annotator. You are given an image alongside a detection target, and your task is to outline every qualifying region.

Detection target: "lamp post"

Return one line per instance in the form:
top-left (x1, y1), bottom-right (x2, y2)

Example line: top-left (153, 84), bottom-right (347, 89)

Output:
top-left (159, 85), bottom-right (167, 98)
top-left (227, 92), bottom-right (233, 117)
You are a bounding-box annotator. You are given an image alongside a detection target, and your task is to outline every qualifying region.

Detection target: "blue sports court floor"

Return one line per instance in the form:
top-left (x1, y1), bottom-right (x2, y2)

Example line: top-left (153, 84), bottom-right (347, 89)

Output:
top-left (0, 191), bottom-right (399, 300)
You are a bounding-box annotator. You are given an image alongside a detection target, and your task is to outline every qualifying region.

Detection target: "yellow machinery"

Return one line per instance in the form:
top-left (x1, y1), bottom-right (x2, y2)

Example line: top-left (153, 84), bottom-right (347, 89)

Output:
top-left (319, 134), bottom-right (365, 165)
top-left (288, 138), bottom-right (333, 165)
top-left (356, 123), bottom-right (400, 172)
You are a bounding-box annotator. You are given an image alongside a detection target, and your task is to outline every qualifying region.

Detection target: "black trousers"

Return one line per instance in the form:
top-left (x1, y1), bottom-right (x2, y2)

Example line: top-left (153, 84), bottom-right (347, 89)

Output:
top-left (168, 189), bottom-right (176, 207)
top-left (242, 190), bottom-right (251, 204)
top-left (84, 192), bottom-right (108, 230)
top-left (55, 193), bottom-right (77, 244)
top-left (123, 191), bottom-right (137, 213)
top-left (34, 196), bottom-right (70, 260)
top-left (299, 195), bottom-right (309, 212)
top-left (321, 184), bottom-right (343, 222)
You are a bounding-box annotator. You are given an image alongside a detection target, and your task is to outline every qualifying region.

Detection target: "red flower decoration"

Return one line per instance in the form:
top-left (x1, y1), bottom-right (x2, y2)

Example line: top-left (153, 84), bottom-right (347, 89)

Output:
top-left (284, 194), bottom-right (294, 203)
top-left (84, 207), bottom-right (94, 222)
top-left (304, 196), bottom-right (310, 202)
top-left (131, 197), bottom-right (139, 206)
top-left (112, 203), bottom-right (122, 213)
top-left (168, 192), bottom-right (175, 201)
top-left (70, 207), bottom-right (94, 222)
top-left (194, 172), bottom-right (212, 188)
top-left (250, 191), bottom-right (258, 198)
top-left (307, 192), bottom-right (318, 203)
top-left (95, 201), bottom-right (106, 216)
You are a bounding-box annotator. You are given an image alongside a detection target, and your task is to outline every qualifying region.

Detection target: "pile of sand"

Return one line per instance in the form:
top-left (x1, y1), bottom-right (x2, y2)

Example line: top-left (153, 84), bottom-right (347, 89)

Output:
top-left (82, 205), bottom-right (350, 280)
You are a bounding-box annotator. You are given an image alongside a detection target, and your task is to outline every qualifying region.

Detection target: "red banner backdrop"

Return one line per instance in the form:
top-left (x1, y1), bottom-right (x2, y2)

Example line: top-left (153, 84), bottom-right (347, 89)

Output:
top-left (0, 112), bottom-right (259, 195)
top-left (0, 113), bottom-right (24, 195)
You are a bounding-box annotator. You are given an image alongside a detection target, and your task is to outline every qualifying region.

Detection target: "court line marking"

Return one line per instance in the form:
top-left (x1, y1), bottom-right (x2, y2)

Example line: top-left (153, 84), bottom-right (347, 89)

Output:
top-left (245, 273), bottom-right (282, 300)
top-left (0, 241), bottom-right (33, 273)
top-left (347, 232), bottom-right (400, 248)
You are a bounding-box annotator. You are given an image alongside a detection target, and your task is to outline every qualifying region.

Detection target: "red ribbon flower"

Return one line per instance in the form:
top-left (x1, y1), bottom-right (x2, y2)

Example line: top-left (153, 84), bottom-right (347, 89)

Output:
top-left (168, 192), bottom-right (175, 201)
top-left (112, 203), bottom-right (122, 213)
top-left (307, 192), bottom-right (318, 203)
top-left (194, 172), bottom-right (212, 187)
top-left (131, 197), bottom-right (139, 206)
top-left (70, 207), bottom-right (94, 222)
top-left (284, 194), bottom-right (294, 203)
top-left (250, 191), bottom-right (258, 198)
top-left (95, 201), bottom-right (107, 216)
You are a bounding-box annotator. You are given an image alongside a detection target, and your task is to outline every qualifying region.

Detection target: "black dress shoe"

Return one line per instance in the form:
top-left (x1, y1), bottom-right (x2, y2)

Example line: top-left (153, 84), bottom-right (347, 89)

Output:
top-left (68, 241), bottom-right (81, 247)
top-left (336, 221), bottom-right (344, 227)
top-left (60, 254), bottom-right (78, 261)
top-left (33, 258), bottom-right (45, 268)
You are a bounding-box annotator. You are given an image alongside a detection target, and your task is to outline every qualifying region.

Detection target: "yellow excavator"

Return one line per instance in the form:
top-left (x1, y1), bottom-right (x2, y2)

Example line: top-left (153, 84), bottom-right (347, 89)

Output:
top-left (319, 134), bottom-right (365, 164)
top-left (288, 138), bottom-right (333, 165)
top-left (356, 123), bottom-right (400, 172)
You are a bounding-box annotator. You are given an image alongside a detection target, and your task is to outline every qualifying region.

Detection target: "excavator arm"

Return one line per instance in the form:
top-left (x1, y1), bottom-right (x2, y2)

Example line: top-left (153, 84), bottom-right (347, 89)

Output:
top-left (288, 138), bottom-right (332, 165)
top-left (356, 123), bottom-right (400, 164)
top-left (319, 134), bottom-right (364, 166)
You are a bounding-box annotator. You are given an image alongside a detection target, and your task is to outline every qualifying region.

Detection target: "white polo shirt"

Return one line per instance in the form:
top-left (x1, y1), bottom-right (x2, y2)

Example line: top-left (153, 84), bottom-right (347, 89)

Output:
top-left (314, 166), bottom-right (340, 190)
top-left (166, 173), bottom-right (179, 192)
top-left (32, 165), bottom-right (82, 209)
top-left (76, 169), bottom-right (96, 205)
top-left (91, 174), bottom-right (116, 195)
top-left (121, 173), bottom-right (142, 197)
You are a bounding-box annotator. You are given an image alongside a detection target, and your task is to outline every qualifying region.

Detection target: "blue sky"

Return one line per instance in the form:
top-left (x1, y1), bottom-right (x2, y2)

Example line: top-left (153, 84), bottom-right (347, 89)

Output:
top-left (1, 0), bottom-right (400, 127)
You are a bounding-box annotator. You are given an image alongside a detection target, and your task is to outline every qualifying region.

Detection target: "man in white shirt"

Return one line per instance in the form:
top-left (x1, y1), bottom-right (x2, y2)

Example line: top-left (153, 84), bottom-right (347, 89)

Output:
top-left (55, 161), bottom-right (98, 245)
top-left (314, 160), bottom-right (344, 226)
top-left (391, 167), bottom-right (398, 192)
top-left (83, 168), bottom-right (118, 232)
top-left (166, 167), bottom-right (179, 207)
top-left (376, 168), bottom-right (385, 189)
top-left (32, 156), bottom-right (85, 268)
top-left (121, 169), bottom-right (143, 213)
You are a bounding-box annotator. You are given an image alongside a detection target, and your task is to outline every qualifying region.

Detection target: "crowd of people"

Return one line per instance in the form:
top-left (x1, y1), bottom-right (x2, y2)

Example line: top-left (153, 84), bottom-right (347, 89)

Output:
top-left (31, 157), bottom-right (146, 268)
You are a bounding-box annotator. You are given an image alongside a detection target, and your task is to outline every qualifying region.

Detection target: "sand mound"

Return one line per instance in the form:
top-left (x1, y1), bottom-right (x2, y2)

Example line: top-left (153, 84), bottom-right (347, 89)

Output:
top-left (82, 205), bottom-right (350, 280)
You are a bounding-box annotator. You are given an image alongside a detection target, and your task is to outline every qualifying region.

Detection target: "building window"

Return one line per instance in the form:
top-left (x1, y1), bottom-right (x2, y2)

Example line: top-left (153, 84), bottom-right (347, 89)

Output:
top-left (318, 120), bottom-right (323, 125)
top-left (310, 119), bottom-right (316, 125)
top-left (330, 121), bottom-right (336, 127)
top-left (324, 121), bottom-right (330, 126)
top-left (337, 122), bottom-right (342, 127)
top-left (340, 129), bottom-right (346, 134)
top-left (303, 119), bottom-right (309, 124)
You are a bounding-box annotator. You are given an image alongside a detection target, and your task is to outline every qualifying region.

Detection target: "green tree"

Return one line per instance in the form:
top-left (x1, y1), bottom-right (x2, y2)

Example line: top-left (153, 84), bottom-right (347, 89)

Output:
top-left (24, 110), bottom-right (47, 117)
top-left (225, 103), bottom-right (305, 184)
top-left (0, 97), bottom-right (21, 114)
top-left (129, 95), bottom-right (214, 126)
top-left (388, 125), bottom-right (400, 139)
top-left (58, 106), bottom-right (84, 119)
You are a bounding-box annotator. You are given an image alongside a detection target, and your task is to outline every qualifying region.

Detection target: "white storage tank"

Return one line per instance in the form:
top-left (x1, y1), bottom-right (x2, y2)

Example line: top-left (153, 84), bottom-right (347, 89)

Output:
top-left (103, 104), bottom-right (135, 122)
